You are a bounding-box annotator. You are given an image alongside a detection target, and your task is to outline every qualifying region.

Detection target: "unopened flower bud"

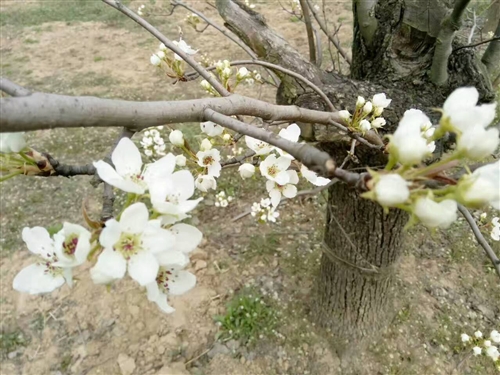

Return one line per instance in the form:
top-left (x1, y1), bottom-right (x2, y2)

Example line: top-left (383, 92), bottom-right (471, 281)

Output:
top-left (238, 163), bottom-right (255, 179)
top-left (175, 155), bottom-right (187, 167)
top-left (363, 101), bottom-right (373, 114)
top-left (359, 119), bottom-right (371, 133)
top-left (338, 110), bottom-right (351, 121)
top-left (150, 54), bottom-right (161, 66)
top-left (200, 138), bottom-right (212, 151)
top-left (371, 117), bottom-right (386, 129)
top-left (169, 130), bottom-right (184, 146)
top-left (356, 96), bottom-right (365, 107)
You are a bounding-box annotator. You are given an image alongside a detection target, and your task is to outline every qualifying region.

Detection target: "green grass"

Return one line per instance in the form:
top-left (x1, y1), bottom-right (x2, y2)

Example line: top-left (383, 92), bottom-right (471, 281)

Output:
top-left (0, 329), bottom-right (29, 357)
top-left (0, 0), bottom-right (133, 29)
top-left (215, 289), bottom-right (280, 345)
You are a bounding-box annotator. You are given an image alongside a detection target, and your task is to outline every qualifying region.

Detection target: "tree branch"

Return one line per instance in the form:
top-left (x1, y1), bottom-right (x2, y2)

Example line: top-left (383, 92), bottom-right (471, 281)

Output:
top-left (186, 59), bottom-right (336, 112)
top-left (299, 0), bottom-right (317, 65)
top-left (305, 0), bottom-right (351, 65)
top-left (101, 0), bottom-right (230, 97)
top-left (43, 153), bottom-right (96, 177)
top-left (355, 0), bottom-right (379, 47)
top-left (0, 77), bottom-right (31, 97)
top-left (481, 18), bottom-right (500, 83)
top-left (430, 0), bottom-right (472, 86)
top-left (457, 204), bottom-right (500, 279)
top-left (0, 89), bottom-right (345, 132)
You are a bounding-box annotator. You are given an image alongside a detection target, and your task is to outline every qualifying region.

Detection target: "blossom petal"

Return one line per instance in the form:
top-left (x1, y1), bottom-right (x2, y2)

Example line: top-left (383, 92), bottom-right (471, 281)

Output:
top-left (143, 153), bottom-right (176, 186)
top-left (111, 138), bottom-right (143, 177)
top-left (177, 198), bottom-right (203, 214)
top-left (120, 203), bottom-right (149, 234)
top-left (287, 170), bottom-right (299, 184)
top-left (269, 189), bottom-right (281, 207)
top-left (99, 219), bottom-right (121, 249)
top-left (282, 184), bottom-right (298, 199)
top-left (13, 263), bottom-right (65, 294)
top-left (168, 270), bottom-right (196, 295)
top-left (22, 227), bottom-right (54, 257)
top-left (146, 281), bottom-right (160, 301)
top-left (443, 87), bottom-right (478, 114)
top-left (93, 161), bottom-right (145, 194)
top-left (128, 251), bottom-right (159, 286)
top-left (90, 248), bottom-right (127, 284)
top-left (142, 227), bottom-right (176, 253)
top-left (275, 171), bottom-right (290, 185)
top-left (155, 250), bottom-right (189, 267)
top-left (169, 224), bottom-right (203, 253)
top-left (172, 170), bottom-right (196, 201)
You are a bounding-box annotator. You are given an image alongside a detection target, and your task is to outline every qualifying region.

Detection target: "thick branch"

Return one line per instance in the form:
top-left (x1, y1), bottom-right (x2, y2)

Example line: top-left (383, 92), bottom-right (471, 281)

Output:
top-left (430, 0), bottom-right (472, 86)
top-left (355, 0), bottom-right (379, 47)
top-left (0, 90), bottom-right (344, 132)
top-left (306, 0), bottom-right (351, 65)
top-left (481, 19), bottom-right (500, 83)
top-left (457, 204), bottom-right (500, 279)
top-left (299, 0), bottom-right (317, 65)
top-left (101, 0), bottom-right (229, 96)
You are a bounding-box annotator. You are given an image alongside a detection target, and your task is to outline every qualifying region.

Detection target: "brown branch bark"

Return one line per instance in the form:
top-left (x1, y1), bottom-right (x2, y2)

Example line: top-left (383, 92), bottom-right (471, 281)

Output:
top-left (299, 0), bottom-right (317, 65)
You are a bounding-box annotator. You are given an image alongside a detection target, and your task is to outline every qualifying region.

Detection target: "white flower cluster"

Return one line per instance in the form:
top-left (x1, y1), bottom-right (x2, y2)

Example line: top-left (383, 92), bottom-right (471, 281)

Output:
top-left (13, 138), bottom-right (204, 314)
top-left (215, 191), bottom-right (233, 208)
top-left (339, 93), bottom-right (391, 134)
top-left (150, 37), bottom-right (198, 78)
top-left (461, 329), bottom-right (500, 370)
top-left (251, 198), bottom-right (280, 223)
top-left (184, 13), bottom-right (200, 29)
top-left (244, 123), bottom-right (330, 215)
top-left (140, 128), bottom-right (166, 157)
top-left (137, 4), bottom-right (145, 16)
top-left (366, 87), bottom-right (498, 230)
top-left (244, 0), bottom-right (256, 9)
top-left (201, 61), bottom-right (261, 94)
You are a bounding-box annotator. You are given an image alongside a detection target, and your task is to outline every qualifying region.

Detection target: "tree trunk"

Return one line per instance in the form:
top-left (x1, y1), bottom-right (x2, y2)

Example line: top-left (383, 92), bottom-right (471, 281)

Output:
top-left (313, 182), bottom-right (407, 358)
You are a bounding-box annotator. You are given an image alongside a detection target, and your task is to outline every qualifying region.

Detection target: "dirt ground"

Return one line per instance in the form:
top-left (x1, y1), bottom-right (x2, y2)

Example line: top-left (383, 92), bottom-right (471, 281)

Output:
top-left (0, 1), bottom-right (499, 375)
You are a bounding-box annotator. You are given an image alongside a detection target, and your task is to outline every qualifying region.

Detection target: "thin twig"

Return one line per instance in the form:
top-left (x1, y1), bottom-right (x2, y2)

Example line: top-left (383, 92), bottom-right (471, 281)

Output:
top-left (0, 77), bottom-right (31, 97)
top-left (457, 204), bottom-right (500, 279)
top-left (299, 0), bottom-right (317, 65)
top-left (101, 0), bottom-right (229, 96)
top-left (306, 0), bottom-right (351, 65)
top-left (453, 36), bottom-right (500, 53)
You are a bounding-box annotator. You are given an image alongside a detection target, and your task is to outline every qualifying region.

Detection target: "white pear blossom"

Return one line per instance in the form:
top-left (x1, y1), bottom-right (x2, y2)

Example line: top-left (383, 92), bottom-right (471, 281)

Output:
top-left (175, 155), bottom-right (187, 167)
top-left (356, 96), bottom-right (365, 107)
top-left (13, 224), bottom-right (91, 294)
top-left (150, 54), bottom-right (161, 66)
top-left (236, 67), bottom-right (250, 79)
top-left (222, 67), bottom-right (232, 78)
top-left (359, 119), bottom-right (371, 133)
top-left (200, 121), bottom-right (224, 137)
top-left (239, 163), bottom-right (255, 179)
top-left (91, 203), bottom-right (180, 286)
top-left (195, 174), bottom-right (217, 192)
top-left (339, 110), bottom-right (351, 121)
top-left (200, 138), bottom-right (212, 151)
top-left (245, 136), bottom-right (274, 155)
top-left (0, 132), bottom-right (26, 153)
top-left (277, 123), bottom-right (301, 159)
top-left (146, 264), bottom-right (196, 314)
top-left (491, 330), bottom-right (500, 343)
top-left (389, 109), bottom-right (430, 166)
top-left (159, 43), bottom-right (167, 51)
top-left (461, 333), bottom-right (471, 342)
top-left (491, 218), bottom-right (500, 241)
top-left (169, 130), bottom-right (184, 146)
top-left (486, 345), bottom-right (499, 361)
top-left (472, 346), bottom-right (482, 356)
top-left (414, 197), bottom-right (457, 229)
top-left (372, 93), bottom-right (392, 116)
top-left (156, 50), bottom-right (166, 59)
top-left (223, 134), bottom-right (231, 141)
top-left (93, 138), bottom-right (176, 194)
top-left (475, 331), bottom-right (483, 338)
top-left (374, 174), bottom-right (410, 207)
top-left (197, 149), bottom-right (221, 177)
top-left (371, 117), bottom-right (386, 129)
top-left (150, 170), bottom-right (203, 222)
top-left (362, 101), bottom-right (373, 114)
top-left (266, 170), bottom-right (299, 207)
top-left (172, 38), bottom-right (198, 61)
top-left (485, 340), bottom-right (492, 347)
top-left (442, 87), bottom-right (497, 132)
top-left (250, 198), bottom-right (280, 223)
top-left (300, 164), bottom-right (330, 186)
top-left (457, 125), bottom-right (499, 160)
top-left (200, 80), bottom-right (211, 91)
top-left (259, 155), bottom-right (291, 185)
top-left (458, 161), bottom-right (500, 209)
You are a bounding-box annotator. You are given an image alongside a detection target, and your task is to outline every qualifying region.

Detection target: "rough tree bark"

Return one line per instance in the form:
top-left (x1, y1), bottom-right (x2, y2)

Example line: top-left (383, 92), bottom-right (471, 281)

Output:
top-left (216, 0), bottom-right (497, 361)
